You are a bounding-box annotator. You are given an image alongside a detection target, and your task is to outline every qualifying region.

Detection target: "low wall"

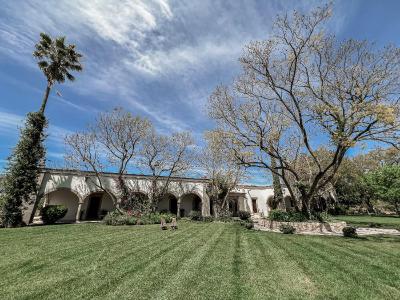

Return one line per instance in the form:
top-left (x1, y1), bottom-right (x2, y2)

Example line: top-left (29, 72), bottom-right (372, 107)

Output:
top-left (257, 219), bottom-right (347, 234)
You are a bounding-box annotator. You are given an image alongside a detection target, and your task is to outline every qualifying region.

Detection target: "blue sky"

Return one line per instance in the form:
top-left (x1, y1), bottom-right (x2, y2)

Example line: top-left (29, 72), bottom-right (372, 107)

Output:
top-left (1, 0), bottom-right (400, 184)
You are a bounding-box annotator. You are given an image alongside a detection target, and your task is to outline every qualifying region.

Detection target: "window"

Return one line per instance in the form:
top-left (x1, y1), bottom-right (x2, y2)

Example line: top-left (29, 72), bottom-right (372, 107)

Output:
top-left (252, 198), bottom-right (258, 213)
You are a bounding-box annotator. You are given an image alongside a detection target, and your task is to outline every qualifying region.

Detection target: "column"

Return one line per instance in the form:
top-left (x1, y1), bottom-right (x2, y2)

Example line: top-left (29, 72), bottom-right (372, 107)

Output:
top-left (202, 187), bottom-right (211, 217)
top-left (43, 194), bottom-right (49, 207)
top-left (177, 196), bottom-right (182, 218)
top-left (76, 201), bottom-right (83, 222)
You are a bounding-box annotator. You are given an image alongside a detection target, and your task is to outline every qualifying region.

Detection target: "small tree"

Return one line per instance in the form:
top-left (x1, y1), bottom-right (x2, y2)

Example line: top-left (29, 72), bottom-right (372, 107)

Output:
top-left (363, 165), bottom-right (400, 215)
top-left (65, 108), bottom-right (151, 211)
top-left (0, 112), bottom-right (46, 227)
top-left (139, 130), bottom-right (194, 212)
top-left (199, 131), bottom-right (244, 217)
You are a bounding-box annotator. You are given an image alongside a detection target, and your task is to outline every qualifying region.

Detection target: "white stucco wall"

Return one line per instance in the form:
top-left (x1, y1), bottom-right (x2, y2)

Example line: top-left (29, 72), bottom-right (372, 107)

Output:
top-left (30, 169), bottom-right (278, 223)
top-left (47, 189), bottom-right (79, 222)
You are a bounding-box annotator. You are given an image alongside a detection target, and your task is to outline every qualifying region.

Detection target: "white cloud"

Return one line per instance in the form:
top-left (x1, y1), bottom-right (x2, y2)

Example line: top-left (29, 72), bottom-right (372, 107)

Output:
top-left (0, 110), bottom-right (72, 145)
top-left (0, 0), bottom-right (352, 136)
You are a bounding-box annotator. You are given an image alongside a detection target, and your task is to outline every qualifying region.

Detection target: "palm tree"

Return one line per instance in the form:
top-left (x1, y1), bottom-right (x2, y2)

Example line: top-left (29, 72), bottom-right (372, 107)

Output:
top-left (33, 33), bottom-right (83, 114)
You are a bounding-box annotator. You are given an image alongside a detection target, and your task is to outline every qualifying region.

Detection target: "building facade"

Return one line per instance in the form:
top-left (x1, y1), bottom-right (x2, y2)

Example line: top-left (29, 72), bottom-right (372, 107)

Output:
top-left (24, 169), bottom-right (282, 224)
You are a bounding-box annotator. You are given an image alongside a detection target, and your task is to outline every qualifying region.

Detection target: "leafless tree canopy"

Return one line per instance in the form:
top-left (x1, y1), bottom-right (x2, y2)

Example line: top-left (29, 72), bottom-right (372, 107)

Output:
top-left (198, 130), bottom-right (244, 217)
top-left (208, 5), bottom-right (400, 217)
top-left (65, 107), bottom-right (194, 212)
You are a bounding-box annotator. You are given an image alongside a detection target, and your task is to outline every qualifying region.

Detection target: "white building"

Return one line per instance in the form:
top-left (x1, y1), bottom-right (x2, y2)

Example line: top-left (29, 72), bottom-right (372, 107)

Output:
top-left (23, 168), bottom-right (289, 224)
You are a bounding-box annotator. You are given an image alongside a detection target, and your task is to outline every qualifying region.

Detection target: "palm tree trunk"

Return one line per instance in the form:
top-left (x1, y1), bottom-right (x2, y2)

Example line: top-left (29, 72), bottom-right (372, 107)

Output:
top-left (39, 82), bottom-right (52, 114)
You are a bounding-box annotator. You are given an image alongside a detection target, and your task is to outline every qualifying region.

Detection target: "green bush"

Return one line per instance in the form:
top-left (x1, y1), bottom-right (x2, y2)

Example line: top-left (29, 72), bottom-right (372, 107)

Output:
top-left (310, 212), bottom-right (331, 222)
top-left (127, 216), bottom-right (137, 225)
top-left (202, 216), bottom-right (214, 222)
top-left (269, 210), bottom-right (308, 222)
top-left (103, 211), bottom-right (176, 226)
top-left (103, 211), bottom-right (128, 226)
top-left (238, 210), bottom-right (251, 220)
top-left (215, 216), bottom-right (233, 223)
top-left (279, 224), bottom-right (296, 234)
top-left (244, 221), bottom-right (254, 229)
top-left (343, 226), bottom-right (358, 238)
top-left (189, 210), bottom-right (202, 221)
top-left (41, 205), bottom-right (68, 224)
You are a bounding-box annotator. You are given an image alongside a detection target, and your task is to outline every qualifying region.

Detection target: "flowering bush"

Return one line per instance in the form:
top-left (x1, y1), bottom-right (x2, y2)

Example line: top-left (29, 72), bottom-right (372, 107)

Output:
top-left (103, 210), bottom-right (175, 226)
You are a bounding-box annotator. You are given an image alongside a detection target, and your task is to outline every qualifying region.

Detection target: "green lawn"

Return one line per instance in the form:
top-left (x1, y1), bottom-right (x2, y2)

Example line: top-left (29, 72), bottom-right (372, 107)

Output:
top-left (0, 222), bottom-right (399, 299)
top-left (333, 215), bottom-right (400, 229)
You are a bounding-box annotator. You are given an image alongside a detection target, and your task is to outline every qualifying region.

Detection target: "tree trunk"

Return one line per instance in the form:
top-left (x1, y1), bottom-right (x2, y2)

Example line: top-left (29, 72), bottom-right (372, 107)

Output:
top-left (270, 155), bottom-right (284, 208)
top-left (394, 201), bottom-right (400, 216)
top-left (39, 82), bottom-right (52, 114)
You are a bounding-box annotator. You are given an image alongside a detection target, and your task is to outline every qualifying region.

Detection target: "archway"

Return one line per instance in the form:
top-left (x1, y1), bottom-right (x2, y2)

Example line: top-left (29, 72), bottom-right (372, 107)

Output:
top-left (180, 193), bottom-right (202, 217)
top-left (45, 188), bottom-right (79, 222)
top-left (157, 193), bottom-right (178, 215)
top-left (82, 192), bottom-right (115, 220)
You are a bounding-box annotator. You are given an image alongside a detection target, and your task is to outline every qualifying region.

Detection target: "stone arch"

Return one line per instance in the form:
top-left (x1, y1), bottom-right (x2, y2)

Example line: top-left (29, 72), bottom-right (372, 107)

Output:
top-left (82, 191), bottom-right (115, 220)
top-left (180, 193), bottom-right (202, 217)
top-left (157, 193), bottom-right (178, 215)
top-left (44, 188), bottom-right (80, 222)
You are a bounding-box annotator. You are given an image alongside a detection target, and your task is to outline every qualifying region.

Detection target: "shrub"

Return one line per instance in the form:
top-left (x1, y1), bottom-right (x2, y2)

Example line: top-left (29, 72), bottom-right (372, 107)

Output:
top-left (215, 216), bottom-right (233, 223)
top-left (279, 224), bottom-right (296, 234)
top-left (368, 222), bottom-right (382, 228)
top-left (202, 216), bottom-right (214, 222)
top-left (244, 221), bottom-right (254, 229)
top-left (189, 210), bottom-right (202, 221)
top-left (269, 210), bottom-right (308, 222)
top-left (41, 205), bottom-right (68, 224)
top-left (343, 226), bottom-right (358, 238)
top-left (238, 210), bottom-right (251, 220)
top-left (103, 211), bottom-right (176, 226)
top-left (103, 211), bottom-right (127, 226)
top-left (311, 212), bottom-right (331, 222)
top-left (161, 213), bottom-right (175, 223)
top-left (127, 216), bottom-right (137, 225)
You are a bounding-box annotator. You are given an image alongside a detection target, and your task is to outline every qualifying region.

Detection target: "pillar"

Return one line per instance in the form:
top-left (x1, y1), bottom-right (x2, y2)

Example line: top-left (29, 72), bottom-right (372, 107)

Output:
top-left (202, 186), bottom-right (211, 217)
top-left (177, 196), bottom-right (182, 218)
top-left (76, 201), bottom-right (83, 222)
top-left (43, 194), bottom-right (49, 207)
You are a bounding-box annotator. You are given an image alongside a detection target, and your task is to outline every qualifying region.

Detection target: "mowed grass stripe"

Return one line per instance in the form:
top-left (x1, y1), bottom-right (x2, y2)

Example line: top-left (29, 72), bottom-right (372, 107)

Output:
top-left (0, 223), bottom-right (205, 299)
top-left (29, 223), bottom-right (207, 299)
top-left (0, 222), bottom-right (400, 299)
top-left (273, 235), bottom-right (400, 299)
top-left (105, 222), bottom-right (222, 299)
top-left (152, 224), bottom-right (230, 300)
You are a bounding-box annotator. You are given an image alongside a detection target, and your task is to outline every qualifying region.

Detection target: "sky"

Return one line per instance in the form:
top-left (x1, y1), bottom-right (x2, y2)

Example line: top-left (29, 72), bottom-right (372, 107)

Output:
top-left (1, 0), bottom-right (400, 184)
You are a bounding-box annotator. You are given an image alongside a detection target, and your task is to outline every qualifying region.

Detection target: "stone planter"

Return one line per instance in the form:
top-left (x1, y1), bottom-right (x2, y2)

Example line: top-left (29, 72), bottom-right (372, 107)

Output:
top-left (256, 219), bottom-right (347, 234)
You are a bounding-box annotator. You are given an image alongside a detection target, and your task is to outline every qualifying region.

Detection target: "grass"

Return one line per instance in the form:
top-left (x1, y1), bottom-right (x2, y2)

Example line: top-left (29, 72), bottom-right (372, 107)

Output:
top-left (333, 215), bottom-right (400, 229)
top-left (0, 222), bottom-right (399, 299)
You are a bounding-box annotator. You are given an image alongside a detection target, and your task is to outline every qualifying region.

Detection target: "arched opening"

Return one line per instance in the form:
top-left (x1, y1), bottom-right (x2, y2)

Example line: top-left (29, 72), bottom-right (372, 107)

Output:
top-left (157, 193), bottom-right (178, 215)
top-left (180, 193), bottom-right (202, 217)
top-left (45, 188), bottom-right (79, 222)
top-left (227, 196), bottom-right (239, 216)
top-left (82, 192), bottom-right (115, 220)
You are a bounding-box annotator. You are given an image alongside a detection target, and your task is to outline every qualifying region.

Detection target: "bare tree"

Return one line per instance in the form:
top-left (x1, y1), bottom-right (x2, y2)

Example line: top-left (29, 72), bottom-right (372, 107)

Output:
top-left (199, 130), bottom-right (244, 217)
top-left (208, 5), bottom-right (400, 218)
top-left (139, 130), bottom-right (194, 211)
top-left (65, 108), bottom-right (151, 210)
